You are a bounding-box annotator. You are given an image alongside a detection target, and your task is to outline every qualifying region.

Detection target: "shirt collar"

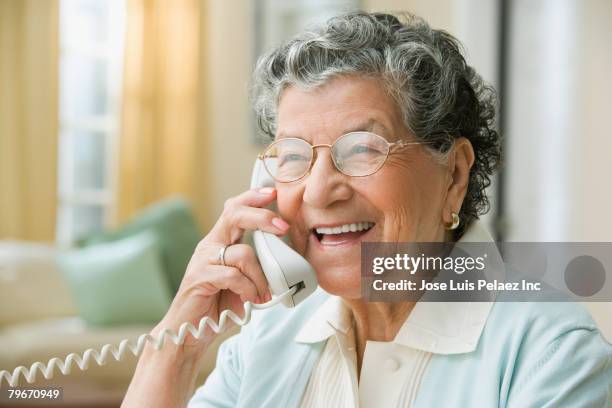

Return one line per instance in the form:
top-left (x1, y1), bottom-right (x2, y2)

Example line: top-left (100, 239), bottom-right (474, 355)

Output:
top-left (294, 294), bottom-right (352, 343)
top-left (295, 219), bottom-right (498, 355)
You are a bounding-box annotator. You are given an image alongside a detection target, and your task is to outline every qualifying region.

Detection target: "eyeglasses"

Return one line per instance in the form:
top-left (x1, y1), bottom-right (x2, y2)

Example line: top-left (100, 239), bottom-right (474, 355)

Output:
top-left (258, 131), bottom-right (430, 183)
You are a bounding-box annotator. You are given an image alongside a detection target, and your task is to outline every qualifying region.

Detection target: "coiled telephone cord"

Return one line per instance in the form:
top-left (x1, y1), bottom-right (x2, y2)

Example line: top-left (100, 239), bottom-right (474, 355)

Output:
top-left (0, 288), bottom-right (296, 388)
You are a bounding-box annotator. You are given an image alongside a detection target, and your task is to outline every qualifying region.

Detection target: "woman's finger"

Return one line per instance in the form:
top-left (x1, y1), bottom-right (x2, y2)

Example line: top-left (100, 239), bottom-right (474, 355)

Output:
top-left (222, 244), bottom-right (270, 301)
top-left (229, 206), bottom-right (289, 234)
top-left (206, 202), bottom-right (289, 245)
top-left (226, 187), bottom-right (278, 209)
top-left (196, 265), bottom-right (260, 304)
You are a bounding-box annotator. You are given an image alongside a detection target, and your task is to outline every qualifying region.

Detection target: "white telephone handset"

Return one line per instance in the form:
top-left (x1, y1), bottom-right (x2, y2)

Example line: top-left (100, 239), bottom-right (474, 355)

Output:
top-left (0, 159), bottom-right (317, 388)
top-left (250, 159), bottom-right (317, 307)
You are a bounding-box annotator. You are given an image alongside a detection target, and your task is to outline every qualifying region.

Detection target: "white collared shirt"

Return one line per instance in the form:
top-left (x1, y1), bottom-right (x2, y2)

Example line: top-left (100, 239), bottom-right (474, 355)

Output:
top-left (295, 220), bottom-right (497, 407)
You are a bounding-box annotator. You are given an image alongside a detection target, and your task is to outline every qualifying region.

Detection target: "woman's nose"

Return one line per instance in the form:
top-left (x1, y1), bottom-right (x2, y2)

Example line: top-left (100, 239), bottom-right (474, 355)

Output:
top-left (302, 149), bottom-right (353, 208)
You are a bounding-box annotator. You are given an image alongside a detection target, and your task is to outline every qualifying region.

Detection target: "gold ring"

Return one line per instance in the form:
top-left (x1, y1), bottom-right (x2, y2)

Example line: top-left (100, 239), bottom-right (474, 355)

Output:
top-left (218, 245), bottom-right (229, 266)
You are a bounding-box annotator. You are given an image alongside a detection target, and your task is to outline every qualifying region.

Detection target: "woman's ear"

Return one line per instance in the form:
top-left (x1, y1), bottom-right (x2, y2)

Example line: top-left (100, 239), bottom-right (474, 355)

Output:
top-left (442, 137), bottom-right (475, 224)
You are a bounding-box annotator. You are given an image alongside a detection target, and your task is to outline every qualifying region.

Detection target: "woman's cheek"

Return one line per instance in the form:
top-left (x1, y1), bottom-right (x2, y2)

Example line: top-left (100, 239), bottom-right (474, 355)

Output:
top-left (378, 201), bottom-right (417, 241)
top-left (276, 188), bottom-right (306, 252)
top-left (314, 261), bottom-right (362, 299)
top-left (288, 228), bottom-right (309, 256)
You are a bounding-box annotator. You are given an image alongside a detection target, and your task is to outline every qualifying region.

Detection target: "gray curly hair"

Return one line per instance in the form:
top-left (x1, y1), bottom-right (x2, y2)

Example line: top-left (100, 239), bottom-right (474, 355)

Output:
top-left (251, 11), bottom-right (501, 237)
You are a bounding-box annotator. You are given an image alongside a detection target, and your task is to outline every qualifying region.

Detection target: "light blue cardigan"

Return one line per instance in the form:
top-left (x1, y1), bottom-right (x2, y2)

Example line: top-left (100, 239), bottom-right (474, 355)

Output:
top-left (188, 288), bottom-right (611, 407)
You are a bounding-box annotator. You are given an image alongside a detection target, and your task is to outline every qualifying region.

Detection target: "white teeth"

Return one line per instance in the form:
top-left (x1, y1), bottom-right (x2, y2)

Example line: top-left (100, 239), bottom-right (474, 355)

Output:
top-left (315, 222), bottom-right (374, 235)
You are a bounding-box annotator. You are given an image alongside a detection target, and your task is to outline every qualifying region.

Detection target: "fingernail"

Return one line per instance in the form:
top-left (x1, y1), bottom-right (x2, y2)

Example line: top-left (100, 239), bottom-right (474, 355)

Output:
top-left (266, 290), bottom-right (272, 302)
top-left (255, 296), bottom-right (262, 304)
top-left (259, 187), bottom-right (275, 195)
top-left (271, 217), bottom-right (289, 230)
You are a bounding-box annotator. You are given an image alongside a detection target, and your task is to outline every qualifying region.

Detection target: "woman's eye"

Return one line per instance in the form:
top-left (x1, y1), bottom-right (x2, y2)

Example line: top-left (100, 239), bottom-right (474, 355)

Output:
top-left (279, 152), bottom-right (308, 165)
top-left (348, 144), bottom-right (381, 156)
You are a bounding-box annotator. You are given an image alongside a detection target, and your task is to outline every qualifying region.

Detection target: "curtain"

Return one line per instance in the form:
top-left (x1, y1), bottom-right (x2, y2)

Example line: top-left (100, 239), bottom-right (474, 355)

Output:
top-left (0, 0), bottom-right (59, 241)
top-left (117, 0), bottom-right (211, 229)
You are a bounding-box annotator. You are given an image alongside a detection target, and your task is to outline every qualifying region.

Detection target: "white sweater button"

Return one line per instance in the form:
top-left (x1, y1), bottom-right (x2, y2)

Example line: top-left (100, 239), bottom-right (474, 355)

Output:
top-left (384, 357), bottom-right (400, 372)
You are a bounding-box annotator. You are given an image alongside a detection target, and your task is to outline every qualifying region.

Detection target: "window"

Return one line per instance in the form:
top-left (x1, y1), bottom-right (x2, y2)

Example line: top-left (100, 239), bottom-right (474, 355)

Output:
top-left (253, 0), bottom-right (360, 142)
top-left (56, 0), bottom-right (126, 246)
top-left (255, 0), bottom-right (360, 52)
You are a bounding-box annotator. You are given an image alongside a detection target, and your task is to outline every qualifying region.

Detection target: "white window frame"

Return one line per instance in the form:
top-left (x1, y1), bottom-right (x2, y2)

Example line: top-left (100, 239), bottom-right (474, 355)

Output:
top-left (56, 0), bottom-right (126, 247)
top-left (252, 0), bottom-right (361, 143)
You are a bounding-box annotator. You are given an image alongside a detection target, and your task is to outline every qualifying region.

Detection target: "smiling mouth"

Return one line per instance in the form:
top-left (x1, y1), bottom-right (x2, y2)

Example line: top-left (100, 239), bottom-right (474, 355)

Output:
top-left (313, 222), bottom-right (375, 245)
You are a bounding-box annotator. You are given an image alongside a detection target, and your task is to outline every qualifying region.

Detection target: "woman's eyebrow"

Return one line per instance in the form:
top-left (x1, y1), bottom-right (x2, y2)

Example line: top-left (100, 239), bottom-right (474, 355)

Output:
top-left (276, 118), bottom-right (390, 139)
top-left (275, 130), bottom-right (300, 139)
top-left (340, 118), bottom-right (390, 136)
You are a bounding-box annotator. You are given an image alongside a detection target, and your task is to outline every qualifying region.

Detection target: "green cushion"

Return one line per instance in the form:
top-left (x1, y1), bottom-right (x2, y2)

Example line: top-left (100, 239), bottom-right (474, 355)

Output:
top-left (80, 197), bottom-right (201, 294)
top-left (58, 231), bottom-right (172, 326)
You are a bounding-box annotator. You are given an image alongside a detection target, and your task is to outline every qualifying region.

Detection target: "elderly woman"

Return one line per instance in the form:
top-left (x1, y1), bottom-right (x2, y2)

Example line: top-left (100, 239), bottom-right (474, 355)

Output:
top-left (123, 12), bottom-right (610, 407)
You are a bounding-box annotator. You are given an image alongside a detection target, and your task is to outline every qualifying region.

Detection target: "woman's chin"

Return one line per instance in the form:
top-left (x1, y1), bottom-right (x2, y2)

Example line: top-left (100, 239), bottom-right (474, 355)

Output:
top-left (315, 268), bottom-right (361, 299)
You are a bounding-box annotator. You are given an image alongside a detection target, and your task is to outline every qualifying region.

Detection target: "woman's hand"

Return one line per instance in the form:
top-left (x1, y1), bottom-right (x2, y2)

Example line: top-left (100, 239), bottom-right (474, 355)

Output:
top-left (155, 186), bottom-right (290, 356)
top-left (122, 187), bottom-right (289, 408)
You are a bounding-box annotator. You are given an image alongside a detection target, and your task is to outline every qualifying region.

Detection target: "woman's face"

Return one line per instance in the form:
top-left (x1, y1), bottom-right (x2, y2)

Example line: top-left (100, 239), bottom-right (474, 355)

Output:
top-left (275, 76), bottom-right (452, 299)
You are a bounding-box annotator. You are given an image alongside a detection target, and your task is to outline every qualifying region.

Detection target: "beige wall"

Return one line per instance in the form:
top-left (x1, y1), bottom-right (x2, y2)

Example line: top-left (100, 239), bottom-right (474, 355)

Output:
top-left (202, 0), bottom-right (260, 229)
top-left (572, 0), bottom-right (612, 241)
top-left (362, 0), bottom-right (457, 31)
top-left (564, 0), bottom-right (612, 339)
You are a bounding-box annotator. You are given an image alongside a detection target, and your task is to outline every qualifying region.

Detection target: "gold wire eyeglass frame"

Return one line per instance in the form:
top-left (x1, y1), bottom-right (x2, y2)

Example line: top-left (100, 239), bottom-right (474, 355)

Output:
top-left (257, 131), bottom-right (431, 183)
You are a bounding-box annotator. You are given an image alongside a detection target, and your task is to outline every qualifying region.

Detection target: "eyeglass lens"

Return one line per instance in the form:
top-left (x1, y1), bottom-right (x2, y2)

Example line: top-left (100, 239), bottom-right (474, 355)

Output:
top-left (263, 132), bottom-right (391, 182)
